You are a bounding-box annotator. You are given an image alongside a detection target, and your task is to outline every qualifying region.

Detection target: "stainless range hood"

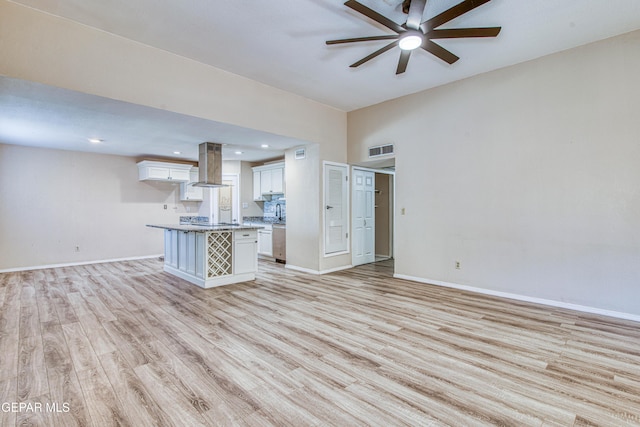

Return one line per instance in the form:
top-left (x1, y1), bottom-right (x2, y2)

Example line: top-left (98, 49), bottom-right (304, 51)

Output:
top-left (193, 142), bottom-right (226, 187)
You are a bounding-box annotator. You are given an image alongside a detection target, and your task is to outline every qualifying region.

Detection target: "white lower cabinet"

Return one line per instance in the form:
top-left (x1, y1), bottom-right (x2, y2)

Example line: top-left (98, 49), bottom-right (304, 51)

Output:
top-left (184, 231), bottom-right (197, 275)
top-left (176, 230), bottom-right (198, 274)
top-left (178, 231), bottom-right (189, 272)
top-left (164, 229), bottom-right (178, 268)
top-left (234, 231), bottom-right (258, 275)
top-left (257, 227), bottom-right (273, 257)
top-left (195, 232), bottom-right (206, 279)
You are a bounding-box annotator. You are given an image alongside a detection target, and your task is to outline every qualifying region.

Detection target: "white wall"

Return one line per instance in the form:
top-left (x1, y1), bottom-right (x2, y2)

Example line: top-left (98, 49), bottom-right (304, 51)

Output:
top-left (348, 30), bottom-right (640, 316)
top-left (0, 144), bottom-right (193, 270)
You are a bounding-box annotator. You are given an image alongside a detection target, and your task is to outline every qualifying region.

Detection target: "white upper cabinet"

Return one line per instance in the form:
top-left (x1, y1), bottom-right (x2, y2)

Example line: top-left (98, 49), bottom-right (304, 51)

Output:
top-left (137, 160), bottom-right (191, 182)
top-left (180, 168), bottom-right (204, 201)
top-left (267, 167), bottom-right (284, 193)
top-left (252, 162), bottom-right (285, 201)
top-left (253, 169), bottom-right (263, 201)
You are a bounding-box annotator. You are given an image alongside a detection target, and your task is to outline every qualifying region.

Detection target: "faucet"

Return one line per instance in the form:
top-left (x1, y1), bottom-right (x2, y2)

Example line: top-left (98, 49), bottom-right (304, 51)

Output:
top-left (275, 203), bottom-right (282, 221)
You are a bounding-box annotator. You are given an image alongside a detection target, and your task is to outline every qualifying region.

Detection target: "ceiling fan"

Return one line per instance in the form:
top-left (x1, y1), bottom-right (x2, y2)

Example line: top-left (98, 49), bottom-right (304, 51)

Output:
top-left (326, 0), bottom-right (501, 74)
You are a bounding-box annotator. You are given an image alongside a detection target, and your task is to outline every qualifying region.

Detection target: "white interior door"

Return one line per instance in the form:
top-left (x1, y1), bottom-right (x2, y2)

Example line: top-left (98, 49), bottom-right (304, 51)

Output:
top-left (212, 174), bottom-right (239, 223)
top-left (352, 168), bottom-right (375, 266)
top-left (324, 163), bottom-right (349, 255)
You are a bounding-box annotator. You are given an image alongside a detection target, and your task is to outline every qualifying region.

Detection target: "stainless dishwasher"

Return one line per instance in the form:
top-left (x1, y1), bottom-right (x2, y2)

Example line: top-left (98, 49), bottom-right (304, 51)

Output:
top-left (272, 224), bottom-right (286, 264)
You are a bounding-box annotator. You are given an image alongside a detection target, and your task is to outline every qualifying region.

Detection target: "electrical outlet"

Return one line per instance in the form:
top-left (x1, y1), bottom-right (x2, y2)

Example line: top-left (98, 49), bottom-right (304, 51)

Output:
top-left (164, 204), bottom-right (167, 210)
top-left (455, 261), bottom-right (461, 269)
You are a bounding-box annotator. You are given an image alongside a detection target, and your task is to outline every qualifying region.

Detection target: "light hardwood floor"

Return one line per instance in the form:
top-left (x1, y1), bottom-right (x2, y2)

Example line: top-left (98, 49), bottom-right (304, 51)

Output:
top-left (1, 258), bottom-right (639, 426)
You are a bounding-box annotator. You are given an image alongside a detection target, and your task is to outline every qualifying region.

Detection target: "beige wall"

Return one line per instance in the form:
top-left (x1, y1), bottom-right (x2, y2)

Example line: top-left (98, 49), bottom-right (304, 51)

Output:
top-left (348, 30), bottom-right (640, 317)
top-left (285, 144), bottom-right (321, 271)
top-left (0, 144), bottom-right (189, 269)
top-left (0, 0), bottom-right (349, 273)
top-left (0, 1), bottom-right (345, 146)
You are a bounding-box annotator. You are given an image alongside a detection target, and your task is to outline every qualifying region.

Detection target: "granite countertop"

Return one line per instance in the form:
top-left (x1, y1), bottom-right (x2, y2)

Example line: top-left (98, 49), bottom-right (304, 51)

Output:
top-left (147, 224), bottom-right (263, 232)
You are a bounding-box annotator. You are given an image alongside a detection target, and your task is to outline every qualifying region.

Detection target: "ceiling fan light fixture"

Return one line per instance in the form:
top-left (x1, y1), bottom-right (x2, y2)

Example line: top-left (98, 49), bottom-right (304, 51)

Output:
top-left (398, 31), bottom-right (423, 50)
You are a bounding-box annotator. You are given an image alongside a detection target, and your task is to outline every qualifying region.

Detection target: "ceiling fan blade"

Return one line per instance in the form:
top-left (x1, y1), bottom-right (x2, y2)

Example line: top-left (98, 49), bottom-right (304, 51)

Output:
top-left (421, 39), bottom-right (459, 64)
top-left (350, 41), bottom-right (398, 68)
top-left (421, 0), bottom-right (491, 32)
top-left (344, 0), bottom-right (404, 33)
top-left (396, 50), bottom-right (411, 74)
top-left (429, 27), bottom-right (501, 39)
top-left (326, 35), bottom-right (399, 45)
top-left (405, 0), bottom-right (427, 30)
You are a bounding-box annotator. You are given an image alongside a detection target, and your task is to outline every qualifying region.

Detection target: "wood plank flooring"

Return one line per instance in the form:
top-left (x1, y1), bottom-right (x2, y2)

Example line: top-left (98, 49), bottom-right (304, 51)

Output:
top-left (1, 258), bottom-right (640, 426)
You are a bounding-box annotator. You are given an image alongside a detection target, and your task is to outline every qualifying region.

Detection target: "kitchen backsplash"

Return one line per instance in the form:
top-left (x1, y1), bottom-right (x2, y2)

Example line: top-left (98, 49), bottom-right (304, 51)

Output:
top-left (179, 216), bottom-right (211, 224)
top-left (264, 195), bottom-right (286, 219)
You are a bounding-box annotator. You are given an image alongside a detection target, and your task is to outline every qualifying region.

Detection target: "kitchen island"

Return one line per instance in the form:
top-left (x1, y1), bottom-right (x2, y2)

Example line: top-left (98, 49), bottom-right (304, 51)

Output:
top-left (147, 223), bottom-right (263, 288)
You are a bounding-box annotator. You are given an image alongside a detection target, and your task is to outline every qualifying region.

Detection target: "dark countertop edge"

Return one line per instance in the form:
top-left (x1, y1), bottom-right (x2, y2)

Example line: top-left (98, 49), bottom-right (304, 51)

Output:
top-left (146, 224), bottom-right (264, 232)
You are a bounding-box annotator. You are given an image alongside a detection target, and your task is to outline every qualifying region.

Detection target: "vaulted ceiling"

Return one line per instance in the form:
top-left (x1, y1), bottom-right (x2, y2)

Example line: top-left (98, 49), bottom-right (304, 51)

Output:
top-left (2, 0), bottom-right (640, 160)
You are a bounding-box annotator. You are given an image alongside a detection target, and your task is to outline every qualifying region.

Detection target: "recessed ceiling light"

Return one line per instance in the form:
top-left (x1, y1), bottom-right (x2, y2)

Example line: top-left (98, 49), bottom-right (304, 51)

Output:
top-left (261, 144), bottom-right (269, 148)
top-left (235, 151), bottom-right (243, 155)
top-left (88, 138), bottom-right (103, 144)
top-left (173, 151), bottom-right (182, 155)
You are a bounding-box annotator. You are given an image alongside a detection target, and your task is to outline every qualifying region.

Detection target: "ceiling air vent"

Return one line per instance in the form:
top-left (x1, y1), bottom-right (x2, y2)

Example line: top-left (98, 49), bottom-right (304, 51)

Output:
top-left (368, 144), bottom-right (394, 158)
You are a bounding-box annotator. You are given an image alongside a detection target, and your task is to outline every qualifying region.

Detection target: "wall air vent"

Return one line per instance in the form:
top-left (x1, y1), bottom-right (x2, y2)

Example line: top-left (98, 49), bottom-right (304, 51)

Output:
top-left (368, 144), bottom-right (394, 158)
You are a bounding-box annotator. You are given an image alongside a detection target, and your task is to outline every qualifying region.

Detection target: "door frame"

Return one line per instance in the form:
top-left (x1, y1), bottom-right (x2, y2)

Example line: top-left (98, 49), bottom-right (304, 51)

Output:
top-left (375, 169), bottom-right (395, 260)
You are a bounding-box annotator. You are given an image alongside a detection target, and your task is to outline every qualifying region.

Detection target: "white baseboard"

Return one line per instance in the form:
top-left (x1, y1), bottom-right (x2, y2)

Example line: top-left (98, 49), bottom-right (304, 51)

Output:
top-left (394, 273), bottom-right (640, 323)
top-left (286, 264), bottom-right (353, 275)
top-left (164, 265), bottom-right (255, 288)
top-left (0, 254), bottom-right (164, 273)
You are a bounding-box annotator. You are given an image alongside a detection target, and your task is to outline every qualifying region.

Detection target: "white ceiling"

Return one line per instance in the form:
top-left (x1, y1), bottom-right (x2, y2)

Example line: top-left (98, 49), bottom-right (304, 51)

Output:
top-left (2, 0), bottom-right (640, 161)
top-left (0, 76), bottom-right (306, 162)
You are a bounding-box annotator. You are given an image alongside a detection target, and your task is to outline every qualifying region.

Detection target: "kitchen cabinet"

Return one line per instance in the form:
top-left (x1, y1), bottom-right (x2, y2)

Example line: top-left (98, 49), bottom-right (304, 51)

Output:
top-left (137, 160), bottom-right (191, 182)
top-left (253, 170), bottom-right (263, 201)
top-left (257, 223), bottom-right (273, 257)
top-left (164, 229), bottom-right (178, 268)
top-left (177, 230), bottom-right (198, 275)
top-left (252, 162), bottom-right (285, 200)
top-left (260, 168), bottom-right (284, 195)
top-left (180, 168), bottom-right (204, 201)
top-left (234, 230), bottom-right (258, 274)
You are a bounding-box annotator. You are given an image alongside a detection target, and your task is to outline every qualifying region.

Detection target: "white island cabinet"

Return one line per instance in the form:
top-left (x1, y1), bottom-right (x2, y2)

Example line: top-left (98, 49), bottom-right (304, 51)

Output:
top-left (149, 224), bottom-right (261, 288)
